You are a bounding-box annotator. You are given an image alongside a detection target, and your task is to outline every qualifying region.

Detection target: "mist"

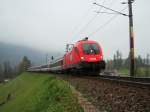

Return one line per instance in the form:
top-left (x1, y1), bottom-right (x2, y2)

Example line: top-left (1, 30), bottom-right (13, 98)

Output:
top-left (0, 0), bottom-right (150, 59)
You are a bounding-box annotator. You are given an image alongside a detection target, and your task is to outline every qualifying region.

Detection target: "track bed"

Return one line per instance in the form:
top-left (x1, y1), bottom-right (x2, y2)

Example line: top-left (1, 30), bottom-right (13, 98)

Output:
top-left (59, 74), bottom-right (150, 112)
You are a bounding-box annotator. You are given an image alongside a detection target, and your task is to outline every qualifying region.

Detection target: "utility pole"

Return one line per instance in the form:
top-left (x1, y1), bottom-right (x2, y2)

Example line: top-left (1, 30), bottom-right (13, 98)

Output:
top-left (128, 0), bottom-right (135, 77)
top-left (94, 1), bottom-right (135, 76)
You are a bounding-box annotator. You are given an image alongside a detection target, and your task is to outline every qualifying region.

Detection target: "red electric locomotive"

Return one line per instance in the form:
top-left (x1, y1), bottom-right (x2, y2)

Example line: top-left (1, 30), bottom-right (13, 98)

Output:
top-left (49, 37), bottom-right (105, 74)
top-left (28, 38), bottom-right (105, 75)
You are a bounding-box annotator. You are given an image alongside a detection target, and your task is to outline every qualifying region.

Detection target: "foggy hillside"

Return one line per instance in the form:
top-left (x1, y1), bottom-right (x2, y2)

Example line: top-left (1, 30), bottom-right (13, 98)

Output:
top-left (0, 42), bottom-right (59, 66)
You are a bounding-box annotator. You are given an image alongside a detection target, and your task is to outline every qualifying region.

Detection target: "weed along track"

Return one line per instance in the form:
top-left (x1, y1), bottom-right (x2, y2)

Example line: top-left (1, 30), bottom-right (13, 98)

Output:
top-left (59, 74), bottom-right (150, 112)
top-left (71, 86), bottom-right (100, 112)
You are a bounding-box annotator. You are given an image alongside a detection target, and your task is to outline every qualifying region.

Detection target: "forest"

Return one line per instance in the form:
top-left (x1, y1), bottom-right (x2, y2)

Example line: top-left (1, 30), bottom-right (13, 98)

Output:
top-left (0, 56), bottom-right (31, 82)
top-left (107, 50), bottom-right (150, 77)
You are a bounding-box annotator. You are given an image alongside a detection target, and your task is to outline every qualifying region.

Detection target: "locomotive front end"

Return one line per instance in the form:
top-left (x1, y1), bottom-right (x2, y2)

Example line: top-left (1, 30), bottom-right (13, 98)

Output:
top-left (77, 39), bottom-right (105, 73)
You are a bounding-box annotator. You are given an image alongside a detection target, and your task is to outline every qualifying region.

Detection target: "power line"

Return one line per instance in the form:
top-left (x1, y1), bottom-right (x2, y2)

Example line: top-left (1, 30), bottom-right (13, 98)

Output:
top-left (88, 15), bottom-right (117, 37)
top-left (95, 11), bottom-right (125, 15)
top-left (73, 0), bottom-right (106, 39)
top-left (88, 6), bottom-right (128, 37)
top-left (93, 2), bottom-right (128, 16)
top-left (70, 5), bottom-right (93, 41)
top-left (70, 0), bottom-right (120, 41)
top-left (75, 13), bottom-right (99, 36)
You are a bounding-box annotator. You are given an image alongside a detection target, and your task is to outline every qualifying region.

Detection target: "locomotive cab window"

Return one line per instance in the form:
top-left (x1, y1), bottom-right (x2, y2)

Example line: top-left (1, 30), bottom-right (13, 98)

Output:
top-left (82, 43), bottom-right (99, 54)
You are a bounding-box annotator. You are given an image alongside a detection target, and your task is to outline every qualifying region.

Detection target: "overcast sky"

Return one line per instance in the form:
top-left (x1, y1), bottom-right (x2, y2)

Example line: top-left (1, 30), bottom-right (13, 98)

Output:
top-left (0, 0), bottom-right (150, 59)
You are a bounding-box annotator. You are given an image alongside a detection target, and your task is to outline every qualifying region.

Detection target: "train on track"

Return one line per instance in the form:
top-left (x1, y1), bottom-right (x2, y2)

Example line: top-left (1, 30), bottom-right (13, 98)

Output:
top-left (28, 38), bottom-right (106, 75)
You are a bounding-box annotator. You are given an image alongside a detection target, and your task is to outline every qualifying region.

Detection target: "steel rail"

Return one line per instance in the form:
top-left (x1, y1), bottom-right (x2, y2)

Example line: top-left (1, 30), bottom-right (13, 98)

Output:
top-left (97, 75), bottom-right (150, 88)
top-left (63, 74), bottom-right (150, 88)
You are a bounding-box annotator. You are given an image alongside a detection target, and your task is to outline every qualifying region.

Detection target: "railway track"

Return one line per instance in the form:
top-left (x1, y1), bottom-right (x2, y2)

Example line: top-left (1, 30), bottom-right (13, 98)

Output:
top-left (62, 73), bottom-right (150, 88)
top-left (59, 73), bottom-right (150, 112)
top-left (98, 74), bottom-right (150, 88)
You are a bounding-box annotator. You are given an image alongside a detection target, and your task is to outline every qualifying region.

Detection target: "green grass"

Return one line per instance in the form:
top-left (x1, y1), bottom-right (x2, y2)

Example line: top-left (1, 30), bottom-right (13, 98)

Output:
top-left (135, 67), bottom-right (150, 77)
top-left (118, 67), bottom-right (150, 77)
top-left (118, 68), bottom-right (129, 76)
top-left (0, 72), bottom-right (83, 112)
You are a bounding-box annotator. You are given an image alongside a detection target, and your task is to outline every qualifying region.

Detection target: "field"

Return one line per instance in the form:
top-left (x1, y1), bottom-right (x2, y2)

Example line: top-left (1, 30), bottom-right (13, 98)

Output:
top-left (118, 67), bottom-right (150, 77)
top-left (118, 68), bottom-right (129, 76)
top-left (0, 72), bottom-right (83, 112)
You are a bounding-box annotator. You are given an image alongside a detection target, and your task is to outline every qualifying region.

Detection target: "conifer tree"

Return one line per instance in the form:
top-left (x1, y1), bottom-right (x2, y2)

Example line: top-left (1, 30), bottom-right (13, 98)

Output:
top-left (17, 56), bottom-right (31, 74)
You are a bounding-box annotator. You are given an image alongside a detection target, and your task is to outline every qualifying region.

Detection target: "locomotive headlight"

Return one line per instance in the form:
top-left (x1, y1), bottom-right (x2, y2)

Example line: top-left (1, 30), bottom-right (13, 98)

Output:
top-left (101, 56), bottom-right (103, 59)
top-left (81, 56), bottom-right (84, 60)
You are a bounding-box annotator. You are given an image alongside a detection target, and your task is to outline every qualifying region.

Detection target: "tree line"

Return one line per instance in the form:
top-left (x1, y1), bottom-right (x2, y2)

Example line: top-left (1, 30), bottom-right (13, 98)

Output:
top-left (0, 51), bottom-right (149, 82)
top-left (107, 50), bottom-right (150, 77)
top-left (0, 56), bottom-right (31, 82)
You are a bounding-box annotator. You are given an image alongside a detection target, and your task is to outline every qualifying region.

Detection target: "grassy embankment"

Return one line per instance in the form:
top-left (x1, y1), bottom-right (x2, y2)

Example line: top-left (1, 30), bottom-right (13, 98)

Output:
top-left (118, 67), bottom-right (150, 77)
top-left (0, 72), bottom-right (83, 112)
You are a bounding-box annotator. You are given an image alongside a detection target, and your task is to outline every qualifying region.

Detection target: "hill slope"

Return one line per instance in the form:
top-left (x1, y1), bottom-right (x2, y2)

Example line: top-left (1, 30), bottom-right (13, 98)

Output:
top-left (0, 42), bottom-right (46, 66)
top-left (0, 73), bottom-right (83, 112)
top-left (0, 42), bottom-right (64, 66)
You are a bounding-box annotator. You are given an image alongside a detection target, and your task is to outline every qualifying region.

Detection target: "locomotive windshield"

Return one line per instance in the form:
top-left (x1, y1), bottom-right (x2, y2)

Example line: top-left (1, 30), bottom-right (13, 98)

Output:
top-left (82, 43), bottom-right (99, 54)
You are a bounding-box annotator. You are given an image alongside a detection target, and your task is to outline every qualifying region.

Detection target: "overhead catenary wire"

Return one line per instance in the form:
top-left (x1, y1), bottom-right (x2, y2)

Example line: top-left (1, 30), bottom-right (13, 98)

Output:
top-left (70, 0), bottom-right (121, 42)
top-left (93, 2), bottom-right (128, 16)
top-left (88, 15), bottom-right (117, 37)
top-left (94, 11), bottom-right (124, 15)
top-left (72, 0), bottom-right (106, 40)
top-left (75, 13), bottom-right (98, 36)
top-left (70, 6), bottom-right (93, 41)
top-left (88, 6), bottom-right (128, 37)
